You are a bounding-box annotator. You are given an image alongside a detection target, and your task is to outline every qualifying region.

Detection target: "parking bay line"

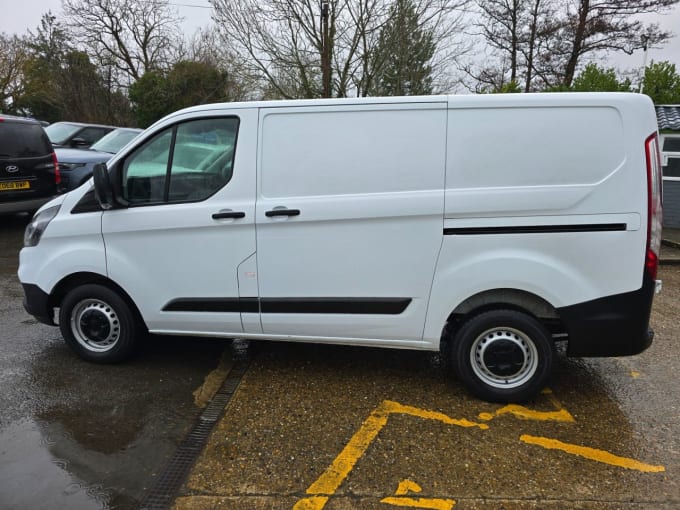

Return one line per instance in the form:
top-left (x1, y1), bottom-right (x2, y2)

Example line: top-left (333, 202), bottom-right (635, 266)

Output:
top-left (521, 435), bottom-right (666, 473)
top-left (293, 401), bottom-right (488, 510)
top-left (294, 391), bottom-right (665, 509)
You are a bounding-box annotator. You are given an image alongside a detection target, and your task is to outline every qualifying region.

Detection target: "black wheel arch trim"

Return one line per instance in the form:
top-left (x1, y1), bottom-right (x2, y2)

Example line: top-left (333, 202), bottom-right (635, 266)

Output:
top-left (24, 272), bottom-right (149, 331)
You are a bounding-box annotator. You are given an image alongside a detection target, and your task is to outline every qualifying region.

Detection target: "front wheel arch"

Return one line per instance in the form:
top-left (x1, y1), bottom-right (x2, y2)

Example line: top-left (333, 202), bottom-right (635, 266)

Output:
top-left (49, 272), bottom-right (147, 331)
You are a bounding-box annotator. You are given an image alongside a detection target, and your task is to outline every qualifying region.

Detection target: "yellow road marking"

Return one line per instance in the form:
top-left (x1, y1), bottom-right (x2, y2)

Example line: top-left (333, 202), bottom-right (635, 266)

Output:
top-left (380, 496), bottom-right (456, 509)
top-left (294, 401), bottom-right (487, 509)
top-left (520, 435), bottom-right (666, 473)
top-left (293, 496), bottom-right (330, 510)
top-left (381, 479), bottom-right (456, 509)
top-left (395, 479), bottom-right (423, 495)
top-left (295, 393), bottom-right (664, 510)
top-left (478, 388), bottom-right (575, 423)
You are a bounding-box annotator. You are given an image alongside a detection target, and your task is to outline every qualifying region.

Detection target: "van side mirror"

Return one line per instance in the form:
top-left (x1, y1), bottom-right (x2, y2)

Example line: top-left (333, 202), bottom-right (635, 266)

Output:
top-left (92, 163), bottom-right (115, 210)
top-left (70, 137), bottom-right (89, 148)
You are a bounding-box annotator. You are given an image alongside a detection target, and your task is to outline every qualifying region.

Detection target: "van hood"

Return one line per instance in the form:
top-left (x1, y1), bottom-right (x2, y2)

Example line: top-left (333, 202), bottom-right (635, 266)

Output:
top-left (55, 148), bottom-right (114, 164)
top-left (34, 194), bottom-right (66, 215)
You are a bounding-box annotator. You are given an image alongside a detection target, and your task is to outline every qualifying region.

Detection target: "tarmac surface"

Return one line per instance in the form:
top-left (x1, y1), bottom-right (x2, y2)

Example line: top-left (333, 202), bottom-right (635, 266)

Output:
top-left (170, 249), bottom-right (680, 509)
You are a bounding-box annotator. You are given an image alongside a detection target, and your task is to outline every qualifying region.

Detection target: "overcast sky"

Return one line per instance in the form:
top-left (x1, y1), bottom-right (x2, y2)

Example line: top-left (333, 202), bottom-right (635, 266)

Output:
top-left (1, 0), bottom-right (678, 86)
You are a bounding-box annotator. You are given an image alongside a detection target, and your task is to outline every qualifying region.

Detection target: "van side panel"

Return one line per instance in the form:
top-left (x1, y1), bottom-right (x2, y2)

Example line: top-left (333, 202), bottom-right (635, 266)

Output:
top-left (424, 94), bottom-right (655, 352)
top-left (255, 104), bottom-right (446, 344)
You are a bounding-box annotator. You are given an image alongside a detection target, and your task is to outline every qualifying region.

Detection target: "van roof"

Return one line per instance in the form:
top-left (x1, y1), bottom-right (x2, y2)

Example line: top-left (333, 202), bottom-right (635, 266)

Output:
top-left (166, 92), bottom-right (653, 119)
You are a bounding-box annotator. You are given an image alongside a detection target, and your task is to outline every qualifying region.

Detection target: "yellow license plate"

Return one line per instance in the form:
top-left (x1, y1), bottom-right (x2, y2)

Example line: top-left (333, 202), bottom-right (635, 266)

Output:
top-left (0, 181), bottom-right (30, 191)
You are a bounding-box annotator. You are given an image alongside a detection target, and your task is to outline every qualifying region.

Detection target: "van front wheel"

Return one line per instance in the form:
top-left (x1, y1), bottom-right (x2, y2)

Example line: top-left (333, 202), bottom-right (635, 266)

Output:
top-left (59, 284), bottom-right (139, 363)
top-left (451, 310), bottom-right (554, 403)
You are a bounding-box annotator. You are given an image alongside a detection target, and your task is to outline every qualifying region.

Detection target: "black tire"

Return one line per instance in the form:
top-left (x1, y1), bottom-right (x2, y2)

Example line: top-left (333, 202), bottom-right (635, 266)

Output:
top-left (451, 309), bottom-right (554, 403)
top-left (59, 284), bottom-right (140, 363)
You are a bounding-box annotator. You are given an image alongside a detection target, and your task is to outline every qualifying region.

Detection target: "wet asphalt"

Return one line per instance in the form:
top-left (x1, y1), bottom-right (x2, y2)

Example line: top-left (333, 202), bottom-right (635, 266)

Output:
top-left (0, 214), bottom-right (230, 509)
top-left (1, 214), bottom-right (680, 509)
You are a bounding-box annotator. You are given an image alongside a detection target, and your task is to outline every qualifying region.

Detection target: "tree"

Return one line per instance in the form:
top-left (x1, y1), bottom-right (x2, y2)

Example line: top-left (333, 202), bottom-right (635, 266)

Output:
top-left (210, 0), bottom-right (470, 99)
top-left (63, 0), bottom-right (182, 86)
top-left (0, 33), bottom-right (28, 113)
top-left (18, 13), bottom-right (133, 124)
top-left (641, 61), bottom-right (680, 104)
top-left (471, 0), bottom-right (561, 92)
top-left (18, 13), bottom-right (72, 121)
top-left (571, 63), bottom-right (631, 92)
top-left (130, 60), bottom-right (234, 127)
top-left (472, 0), bottom-right (678, 92)
top-left (367, 0), bottom-right (436, 95)
top-left (554, 0), bottom-right (678, 87)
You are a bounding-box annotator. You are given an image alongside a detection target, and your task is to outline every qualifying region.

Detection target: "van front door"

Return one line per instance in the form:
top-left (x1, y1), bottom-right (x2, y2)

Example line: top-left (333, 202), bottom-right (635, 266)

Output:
top-left (101, 110), bottom-right (258, 337)
top-left (255, 103), bottom-right (447, 346)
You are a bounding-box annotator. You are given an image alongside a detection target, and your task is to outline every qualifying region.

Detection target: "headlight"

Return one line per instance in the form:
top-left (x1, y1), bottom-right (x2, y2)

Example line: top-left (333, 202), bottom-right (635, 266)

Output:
top-left (24, 205), bottom-right (61, 247)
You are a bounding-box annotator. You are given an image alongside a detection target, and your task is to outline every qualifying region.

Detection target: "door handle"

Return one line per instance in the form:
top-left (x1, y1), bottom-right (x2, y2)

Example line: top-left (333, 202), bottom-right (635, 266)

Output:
top-left (212, 210), bottom-right (246, 220)
top-left (265, 208), bottom-right (301, 217)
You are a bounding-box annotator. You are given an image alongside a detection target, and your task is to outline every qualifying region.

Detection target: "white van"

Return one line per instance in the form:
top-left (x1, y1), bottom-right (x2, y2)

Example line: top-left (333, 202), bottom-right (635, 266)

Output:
top-left (18, 93), bottom-right (663, 402)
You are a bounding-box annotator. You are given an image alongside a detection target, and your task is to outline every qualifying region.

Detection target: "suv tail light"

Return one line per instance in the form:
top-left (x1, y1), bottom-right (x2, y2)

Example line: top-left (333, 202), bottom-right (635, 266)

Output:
top-left (645, 133), bottom-right (663, 280)
top-left (52, 152), bottom-right (61, 185)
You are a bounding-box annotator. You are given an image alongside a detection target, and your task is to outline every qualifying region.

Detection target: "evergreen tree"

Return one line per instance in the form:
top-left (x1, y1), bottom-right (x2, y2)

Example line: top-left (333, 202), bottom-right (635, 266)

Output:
top-left (368, 0), bottom-right (436, 96)
top-left (130, 61), bottom-right (232, 127)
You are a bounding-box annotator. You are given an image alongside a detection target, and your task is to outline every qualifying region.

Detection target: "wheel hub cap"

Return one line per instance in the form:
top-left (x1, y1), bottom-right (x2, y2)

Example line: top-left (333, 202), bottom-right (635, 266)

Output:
top-left (470, 327), bottom-right (539, 389)
top-left (71, 299), bottom-right (120, 352)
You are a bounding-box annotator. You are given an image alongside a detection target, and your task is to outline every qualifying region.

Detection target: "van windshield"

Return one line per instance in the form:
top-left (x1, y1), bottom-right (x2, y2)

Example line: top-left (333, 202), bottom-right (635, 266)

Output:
top-left (45, 122), bottom-right (81, 145)
top-left (91, 129), bottom-right (141, 154)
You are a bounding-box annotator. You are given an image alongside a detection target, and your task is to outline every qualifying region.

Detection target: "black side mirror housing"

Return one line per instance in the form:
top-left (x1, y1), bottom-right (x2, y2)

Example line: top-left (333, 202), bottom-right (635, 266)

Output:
top-left (92, 163), bottom-right (116, 210)
top-left (70, 137), bottom-right (89, 148)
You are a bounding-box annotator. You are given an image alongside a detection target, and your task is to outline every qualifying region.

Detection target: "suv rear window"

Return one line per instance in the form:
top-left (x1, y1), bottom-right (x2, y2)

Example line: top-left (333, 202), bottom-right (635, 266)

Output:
top-left (0, 122), bottom-right (52, 159)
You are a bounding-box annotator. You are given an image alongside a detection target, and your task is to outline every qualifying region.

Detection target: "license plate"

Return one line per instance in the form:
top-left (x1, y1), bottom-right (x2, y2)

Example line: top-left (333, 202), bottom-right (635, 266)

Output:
top-left (0, 181), bottom-right (30, 191)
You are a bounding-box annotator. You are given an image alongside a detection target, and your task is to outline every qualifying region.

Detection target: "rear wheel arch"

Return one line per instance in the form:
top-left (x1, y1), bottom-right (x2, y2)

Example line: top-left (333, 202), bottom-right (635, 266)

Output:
top-left (441, 289), bottom-right (563, 344)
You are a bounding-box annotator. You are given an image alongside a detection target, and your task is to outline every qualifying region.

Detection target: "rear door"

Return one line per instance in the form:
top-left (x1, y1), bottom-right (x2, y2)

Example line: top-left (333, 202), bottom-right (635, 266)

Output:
top-left (255, 102), bottom-right (447, 344)
top-left (0, 121), bottom-right (56, 201)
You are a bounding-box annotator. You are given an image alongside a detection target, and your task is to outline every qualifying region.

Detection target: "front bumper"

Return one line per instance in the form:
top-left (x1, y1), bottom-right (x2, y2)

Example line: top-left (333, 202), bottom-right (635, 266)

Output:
top-left (22, 283), bottom-right (55, 326)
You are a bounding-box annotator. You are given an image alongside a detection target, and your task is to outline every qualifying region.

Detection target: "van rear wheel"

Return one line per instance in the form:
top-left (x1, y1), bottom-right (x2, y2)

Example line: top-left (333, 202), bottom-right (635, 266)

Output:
top-left (451, 310), bottom-right (554, 403)
top-left (59, 284), bottom-right (139, 363)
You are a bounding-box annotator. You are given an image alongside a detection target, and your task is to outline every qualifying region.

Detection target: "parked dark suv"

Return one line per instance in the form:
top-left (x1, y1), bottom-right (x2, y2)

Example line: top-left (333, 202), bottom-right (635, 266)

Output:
top-left (45, 122), bottom-right (115, 149)
top-left (0, 115), bottom-right (61, 214)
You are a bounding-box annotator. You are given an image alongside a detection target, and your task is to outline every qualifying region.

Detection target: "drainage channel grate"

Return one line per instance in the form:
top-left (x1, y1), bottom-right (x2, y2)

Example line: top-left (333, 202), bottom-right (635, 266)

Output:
top-left (138, 346), bottom-right (251, 510)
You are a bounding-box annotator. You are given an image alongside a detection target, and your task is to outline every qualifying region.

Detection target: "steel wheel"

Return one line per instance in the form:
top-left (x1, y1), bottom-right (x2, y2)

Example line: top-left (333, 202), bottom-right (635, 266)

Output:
top-left (59, 284), bottom-right (140, 363)
top-left (70, 298), bottom-right (121, 353)
top-left (451, 309), bottom-right (554, 402)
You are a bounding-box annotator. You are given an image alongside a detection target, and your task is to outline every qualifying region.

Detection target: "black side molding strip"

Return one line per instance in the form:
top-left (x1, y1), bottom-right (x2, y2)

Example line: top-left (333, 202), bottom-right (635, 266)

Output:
top-left (260, 298), bottom-right (411, 314)
top-left (444, 223), bottom-right (627, 236)
top-left (162, 297), bottom-right (411, 315)
top-left (163, 297), bottom-right (258, 313)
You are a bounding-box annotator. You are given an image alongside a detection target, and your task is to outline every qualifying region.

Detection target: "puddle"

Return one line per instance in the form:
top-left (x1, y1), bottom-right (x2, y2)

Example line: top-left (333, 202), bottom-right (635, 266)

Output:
top-left (0, 419), bottom-right (108, 510)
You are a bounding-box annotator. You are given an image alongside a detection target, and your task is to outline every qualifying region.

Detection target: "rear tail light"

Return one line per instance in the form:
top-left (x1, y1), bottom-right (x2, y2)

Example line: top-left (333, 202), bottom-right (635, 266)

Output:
top-left (52, 152), bottom-right (61, 185)
top-left (644, 133), bottom-right (663, 280)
